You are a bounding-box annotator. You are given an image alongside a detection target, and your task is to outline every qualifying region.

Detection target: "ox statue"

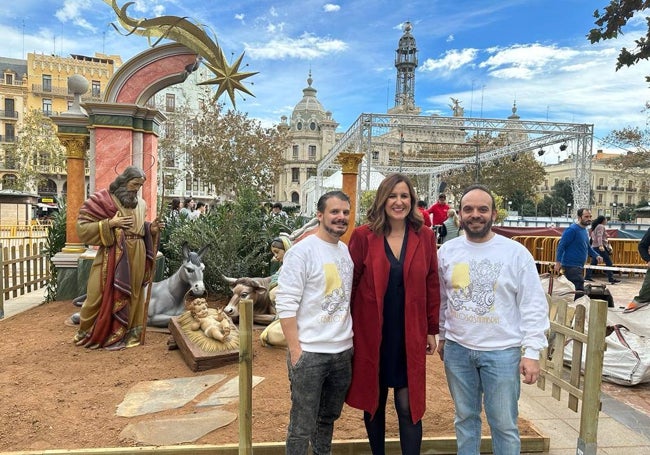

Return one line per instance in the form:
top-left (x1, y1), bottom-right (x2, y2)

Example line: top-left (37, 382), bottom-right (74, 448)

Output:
top-left (147, 243), bottom-right (209, 328)
top-left (221, 275), bottom-right (276, 325)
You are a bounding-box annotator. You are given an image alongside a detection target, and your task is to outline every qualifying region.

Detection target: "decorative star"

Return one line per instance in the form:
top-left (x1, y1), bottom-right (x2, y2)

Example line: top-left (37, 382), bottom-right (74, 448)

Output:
top-left (199, 51), bottom-right (258, 107)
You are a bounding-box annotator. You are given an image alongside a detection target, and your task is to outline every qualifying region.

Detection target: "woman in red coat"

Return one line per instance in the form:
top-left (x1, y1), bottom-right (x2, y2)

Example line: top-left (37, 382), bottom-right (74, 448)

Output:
top-left (346, 173), bottom-right (440, 454)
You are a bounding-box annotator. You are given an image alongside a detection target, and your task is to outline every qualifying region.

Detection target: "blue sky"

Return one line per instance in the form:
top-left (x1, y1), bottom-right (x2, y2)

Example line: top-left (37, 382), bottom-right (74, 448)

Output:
top-left (1, 0), bottom-right (648, 159)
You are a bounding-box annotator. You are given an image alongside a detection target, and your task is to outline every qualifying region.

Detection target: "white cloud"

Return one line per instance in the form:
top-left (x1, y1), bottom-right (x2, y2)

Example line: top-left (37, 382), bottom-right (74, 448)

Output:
top-left (54, 0), bottom-right (96, 32)
top-left (446, 34), bottom-right (454, 43)
top-left (323, 4), bottom-right (340, 13)
top-left (244, 33), bottom-right (347, 60)
top-left (420, 48), bottom-right (478, 72)
top-left (235, 13), bottom-right (245, 22)
top-left (479, 44), bottom-right (579, 79)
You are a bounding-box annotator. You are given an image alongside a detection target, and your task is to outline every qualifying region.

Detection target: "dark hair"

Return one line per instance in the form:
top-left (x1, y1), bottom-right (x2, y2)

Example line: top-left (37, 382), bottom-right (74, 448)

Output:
top-left (184, 198), bottom-right (194, 205)
top-left (196, 201), bottom-right (206, 209)
top-left (576, 208), bottom-right (590, 217)
top-left (170, 198), bottom-right (181, 210)
top-left (272, 202), bottom-right (283, 210)
top-left (109, 166), bottom-right (146, 193)
top-left (591, 215), bottom-right (606, 230)
top-left (460, 184), bottom-right (496, 210)
top-left (438, 194), bottom-right (447, 199)
top-left (417, 200), bottom-right (427, 208)
top-left (366, 173), bottom-right (423, 235)
top-left (316, 190), bottom-right (350, 213)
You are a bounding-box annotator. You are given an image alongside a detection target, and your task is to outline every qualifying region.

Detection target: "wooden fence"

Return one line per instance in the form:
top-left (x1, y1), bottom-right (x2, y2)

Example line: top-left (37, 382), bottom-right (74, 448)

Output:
top-left (539, 294), bottom-right (608, 455)
top-left (0, 240), bottom-right (50, 319)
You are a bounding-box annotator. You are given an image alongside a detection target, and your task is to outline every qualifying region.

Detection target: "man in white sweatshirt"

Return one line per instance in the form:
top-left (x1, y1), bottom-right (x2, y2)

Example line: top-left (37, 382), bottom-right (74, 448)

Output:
top-left (436, 184), bottom-right (549, 455)
top-left (275, 190), bottom-right (354, 455)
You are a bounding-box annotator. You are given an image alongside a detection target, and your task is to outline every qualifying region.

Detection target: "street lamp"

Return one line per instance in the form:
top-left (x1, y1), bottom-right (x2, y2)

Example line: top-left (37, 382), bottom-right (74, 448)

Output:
top-left (612, 202), bottom-right (617, 218)
top-left (507, 201), bottom-right (512, 213)
top-left (566, 202), bottom-right (572, 219)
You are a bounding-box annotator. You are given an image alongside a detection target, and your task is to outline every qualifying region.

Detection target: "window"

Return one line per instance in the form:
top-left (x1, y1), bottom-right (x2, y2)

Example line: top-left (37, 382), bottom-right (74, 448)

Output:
top-left (145, 97), bottom-right (156, 108)
top-left (598, 177), bottom-right (604, 186)
top-left (292, 145), bottom-right (299, 160)
top-left (5, 73), bottom-right (13, 85)
top-left (43, 99), bottom-right (52, 116)
top-left (163, 174), bottom-right (176, 190)
top-left (296, 122), bottom-right (302, 131)
top-left (307, 167), bottom-right (316, 179)
top-left (308, 145), bottom-right (316, 160)
top-left (309, 121), bottom-right (316, 131)
top-left (165, 93), bottom-right (176, 112)
top-left (372, 151), bottom-right (379, 162)
top-left (598, 194), bottom-right (603, 203)
top-left (2, 174), bottom-right (17, 189)
top-left (91, 80), bottom-right (101, 97)
top-left (5, 123), bottom-right (15, 141)
top-left (42, 74), bottom-right (52, 92)
top-left (291, 168), bottom-right (300, 183)
top-left (163, 150), bottom-right (176, 167)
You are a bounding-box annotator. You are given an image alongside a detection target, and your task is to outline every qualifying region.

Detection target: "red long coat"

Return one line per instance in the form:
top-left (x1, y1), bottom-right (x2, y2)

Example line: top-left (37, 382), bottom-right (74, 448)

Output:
top-left (345, 223), bottom-right (440, 423)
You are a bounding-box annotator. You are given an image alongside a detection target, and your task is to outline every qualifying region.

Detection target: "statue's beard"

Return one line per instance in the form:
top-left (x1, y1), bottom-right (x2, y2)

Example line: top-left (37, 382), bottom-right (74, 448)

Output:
top-left (113, 187), bottom-right (139, 209)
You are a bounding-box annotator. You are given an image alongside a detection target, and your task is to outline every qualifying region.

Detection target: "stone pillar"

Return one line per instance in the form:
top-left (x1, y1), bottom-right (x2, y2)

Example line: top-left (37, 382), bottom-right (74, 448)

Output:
top-left (336, 152), bottom-right (364, 245)
top-left (58, 134), bottom-right (88, 253)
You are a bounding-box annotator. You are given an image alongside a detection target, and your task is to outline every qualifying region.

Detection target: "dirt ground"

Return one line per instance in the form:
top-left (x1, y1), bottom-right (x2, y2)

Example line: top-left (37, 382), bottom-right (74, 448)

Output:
top-left (0, 298), bottom-right (535, 452)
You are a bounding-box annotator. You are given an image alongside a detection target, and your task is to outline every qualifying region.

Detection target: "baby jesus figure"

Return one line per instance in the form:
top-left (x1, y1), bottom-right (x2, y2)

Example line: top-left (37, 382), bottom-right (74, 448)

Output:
top-left (188, 299), bottom-right (231, 342)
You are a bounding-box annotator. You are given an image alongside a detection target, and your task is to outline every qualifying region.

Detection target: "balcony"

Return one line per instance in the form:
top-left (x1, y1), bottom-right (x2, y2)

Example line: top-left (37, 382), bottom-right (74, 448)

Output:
top-left (0, 135), bottom-right (16, 143)
top-left (596, 185), bottom-right (608, 190)
top-left (626, 187), bottom-right (637, 192)
top-left (611, 186), bottom-right (625, 191)
top-left (32, 84), bottom-right (104, 101)
top-left (0, 110), bottom-right (18, 119)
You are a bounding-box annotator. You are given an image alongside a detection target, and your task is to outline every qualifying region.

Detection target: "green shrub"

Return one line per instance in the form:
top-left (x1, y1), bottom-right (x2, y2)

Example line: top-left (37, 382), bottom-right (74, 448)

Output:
top-left (160, 187), bottom-right (301, 297)
top-left (43, 202), bottom-right (67, 302)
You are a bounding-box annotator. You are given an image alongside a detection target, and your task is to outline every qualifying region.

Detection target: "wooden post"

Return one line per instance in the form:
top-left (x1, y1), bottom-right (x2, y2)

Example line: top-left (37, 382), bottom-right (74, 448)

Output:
top-left (238, 298), bottom-right (253, 455)
top-left (577, 299), bottom-right (607, 455)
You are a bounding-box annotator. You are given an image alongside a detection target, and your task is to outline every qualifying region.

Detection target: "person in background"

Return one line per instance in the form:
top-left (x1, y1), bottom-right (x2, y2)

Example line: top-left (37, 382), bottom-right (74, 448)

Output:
top-left (416, 200), bottom-right (432, 228)
top-left (554, 208), bottom-right (603, 300)
top-left (427, 194), bottom-right (450, 226)
top-left (585, 215), bottom-right (620, 284)
top-left (268, 236), bottom-right (292, 303)
top-left (169, 198), bottom-right (181, 220)
top-left (437, 184), bottom-right (549, 455)
top-left (275, 191), bottom-right (354, 455)
top-left (270, 202), bottom-right (289, 219)
top-left (441, 208), bottom-right (461, 243)
top-left (625, 226), bottom-right (650, 312)
top-left (180, 198), bottom-right (195, 218)
top-left (346, 173), bottom-right (440, 455)
top-left (189, 201), bottom-right (206, 220)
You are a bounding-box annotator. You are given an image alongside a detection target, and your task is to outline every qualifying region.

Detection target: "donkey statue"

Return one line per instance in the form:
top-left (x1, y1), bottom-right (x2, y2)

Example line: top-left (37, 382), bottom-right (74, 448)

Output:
top-left (147, 242), bottom-right (210, 328)
top-left (70, 243), bottom-right (209, 328)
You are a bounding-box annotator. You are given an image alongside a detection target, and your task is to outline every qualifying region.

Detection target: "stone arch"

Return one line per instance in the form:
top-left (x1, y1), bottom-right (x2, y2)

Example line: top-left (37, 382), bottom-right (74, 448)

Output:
top-left (85, 42), bottom-right (200, 219)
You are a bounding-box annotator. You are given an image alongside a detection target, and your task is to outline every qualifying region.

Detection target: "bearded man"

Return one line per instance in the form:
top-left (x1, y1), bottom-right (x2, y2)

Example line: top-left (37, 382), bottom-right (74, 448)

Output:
top-left (73, 166), bottom-right (162, 349)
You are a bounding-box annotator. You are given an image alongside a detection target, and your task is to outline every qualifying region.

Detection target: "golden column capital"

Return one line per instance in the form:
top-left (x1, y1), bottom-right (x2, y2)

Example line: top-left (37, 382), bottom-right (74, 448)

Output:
top-left (337, 152), bottom-right (364, 174)
top-left (58, 134), bottom-right (88, 159)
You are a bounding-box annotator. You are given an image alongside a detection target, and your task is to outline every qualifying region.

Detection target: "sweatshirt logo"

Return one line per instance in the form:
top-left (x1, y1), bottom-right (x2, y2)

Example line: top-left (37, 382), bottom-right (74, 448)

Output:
top-left (449, 259), bottom-right (501, 315)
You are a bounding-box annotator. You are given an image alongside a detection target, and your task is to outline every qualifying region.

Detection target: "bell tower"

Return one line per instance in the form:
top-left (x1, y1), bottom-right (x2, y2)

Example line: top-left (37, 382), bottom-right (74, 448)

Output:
top-left (391, 21), bottom-right (419, 114)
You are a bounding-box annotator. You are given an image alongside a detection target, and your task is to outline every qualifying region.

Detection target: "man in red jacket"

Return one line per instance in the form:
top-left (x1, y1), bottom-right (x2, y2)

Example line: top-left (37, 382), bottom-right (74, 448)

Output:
top-left (428, 194), bottom-right (450, 226)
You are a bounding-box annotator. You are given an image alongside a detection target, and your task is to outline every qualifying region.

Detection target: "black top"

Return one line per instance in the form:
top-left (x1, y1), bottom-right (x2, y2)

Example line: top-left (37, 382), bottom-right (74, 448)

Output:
top-left (379, 228), bottom-right (408, 388)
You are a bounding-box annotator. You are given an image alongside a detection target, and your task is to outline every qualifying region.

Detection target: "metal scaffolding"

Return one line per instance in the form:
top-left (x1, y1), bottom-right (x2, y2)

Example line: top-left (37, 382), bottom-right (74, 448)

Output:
top-left (316, 112), bottom-right (594, 209)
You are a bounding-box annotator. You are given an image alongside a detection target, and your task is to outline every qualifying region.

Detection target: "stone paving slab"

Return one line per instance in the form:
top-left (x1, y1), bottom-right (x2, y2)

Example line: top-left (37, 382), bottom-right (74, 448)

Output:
top-left (119, 408), bottom-right (237, 445)
top-left (116, 374), bottom-right (227, 417)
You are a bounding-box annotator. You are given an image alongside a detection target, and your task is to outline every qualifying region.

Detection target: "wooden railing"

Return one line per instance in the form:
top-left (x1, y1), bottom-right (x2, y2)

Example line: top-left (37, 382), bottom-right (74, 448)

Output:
top-left (539, 294), bottom-right (608, 455)
top-left (0, 239), bottom-right (50, 319)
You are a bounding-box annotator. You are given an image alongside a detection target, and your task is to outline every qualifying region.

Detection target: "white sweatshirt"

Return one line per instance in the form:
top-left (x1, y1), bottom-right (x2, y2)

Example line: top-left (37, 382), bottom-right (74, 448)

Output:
top-left (275, 235), bottom-right (354, 353)
top-left (438, 234), bottom-right (549, 359)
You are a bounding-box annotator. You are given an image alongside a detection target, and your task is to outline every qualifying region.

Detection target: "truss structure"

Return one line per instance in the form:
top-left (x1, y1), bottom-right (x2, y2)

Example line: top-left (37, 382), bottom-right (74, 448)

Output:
top-left (316, 113), bottom-right (593, 209)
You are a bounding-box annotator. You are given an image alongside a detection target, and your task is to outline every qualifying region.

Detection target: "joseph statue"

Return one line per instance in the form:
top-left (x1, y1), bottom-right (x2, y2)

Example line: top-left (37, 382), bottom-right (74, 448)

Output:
top-left (73, 166), bottom-right (162, 349)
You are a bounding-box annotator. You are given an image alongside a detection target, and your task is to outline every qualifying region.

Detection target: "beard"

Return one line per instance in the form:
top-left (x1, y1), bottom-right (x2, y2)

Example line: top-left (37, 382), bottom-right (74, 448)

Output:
top-left (462, 217), bottom-right (493, 240)
top-left (323, 220), bottom-right (348, 239)
top-left (113, 186), bottom-right (139, 209)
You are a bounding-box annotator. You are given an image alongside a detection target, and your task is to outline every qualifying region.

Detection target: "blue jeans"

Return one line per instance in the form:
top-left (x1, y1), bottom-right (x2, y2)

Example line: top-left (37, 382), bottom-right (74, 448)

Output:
top-left (443, 341), bottom-right (521, 455)
top-left (563, 266), bottom-right (585, 300)
top-left (286, 348), bottom-right (353, 455)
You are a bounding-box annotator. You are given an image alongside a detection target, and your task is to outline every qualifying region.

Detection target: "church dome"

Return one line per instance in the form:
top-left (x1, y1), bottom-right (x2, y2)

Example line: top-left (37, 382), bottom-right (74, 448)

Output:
top-left (291, 72), bottom-right (327, 131)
